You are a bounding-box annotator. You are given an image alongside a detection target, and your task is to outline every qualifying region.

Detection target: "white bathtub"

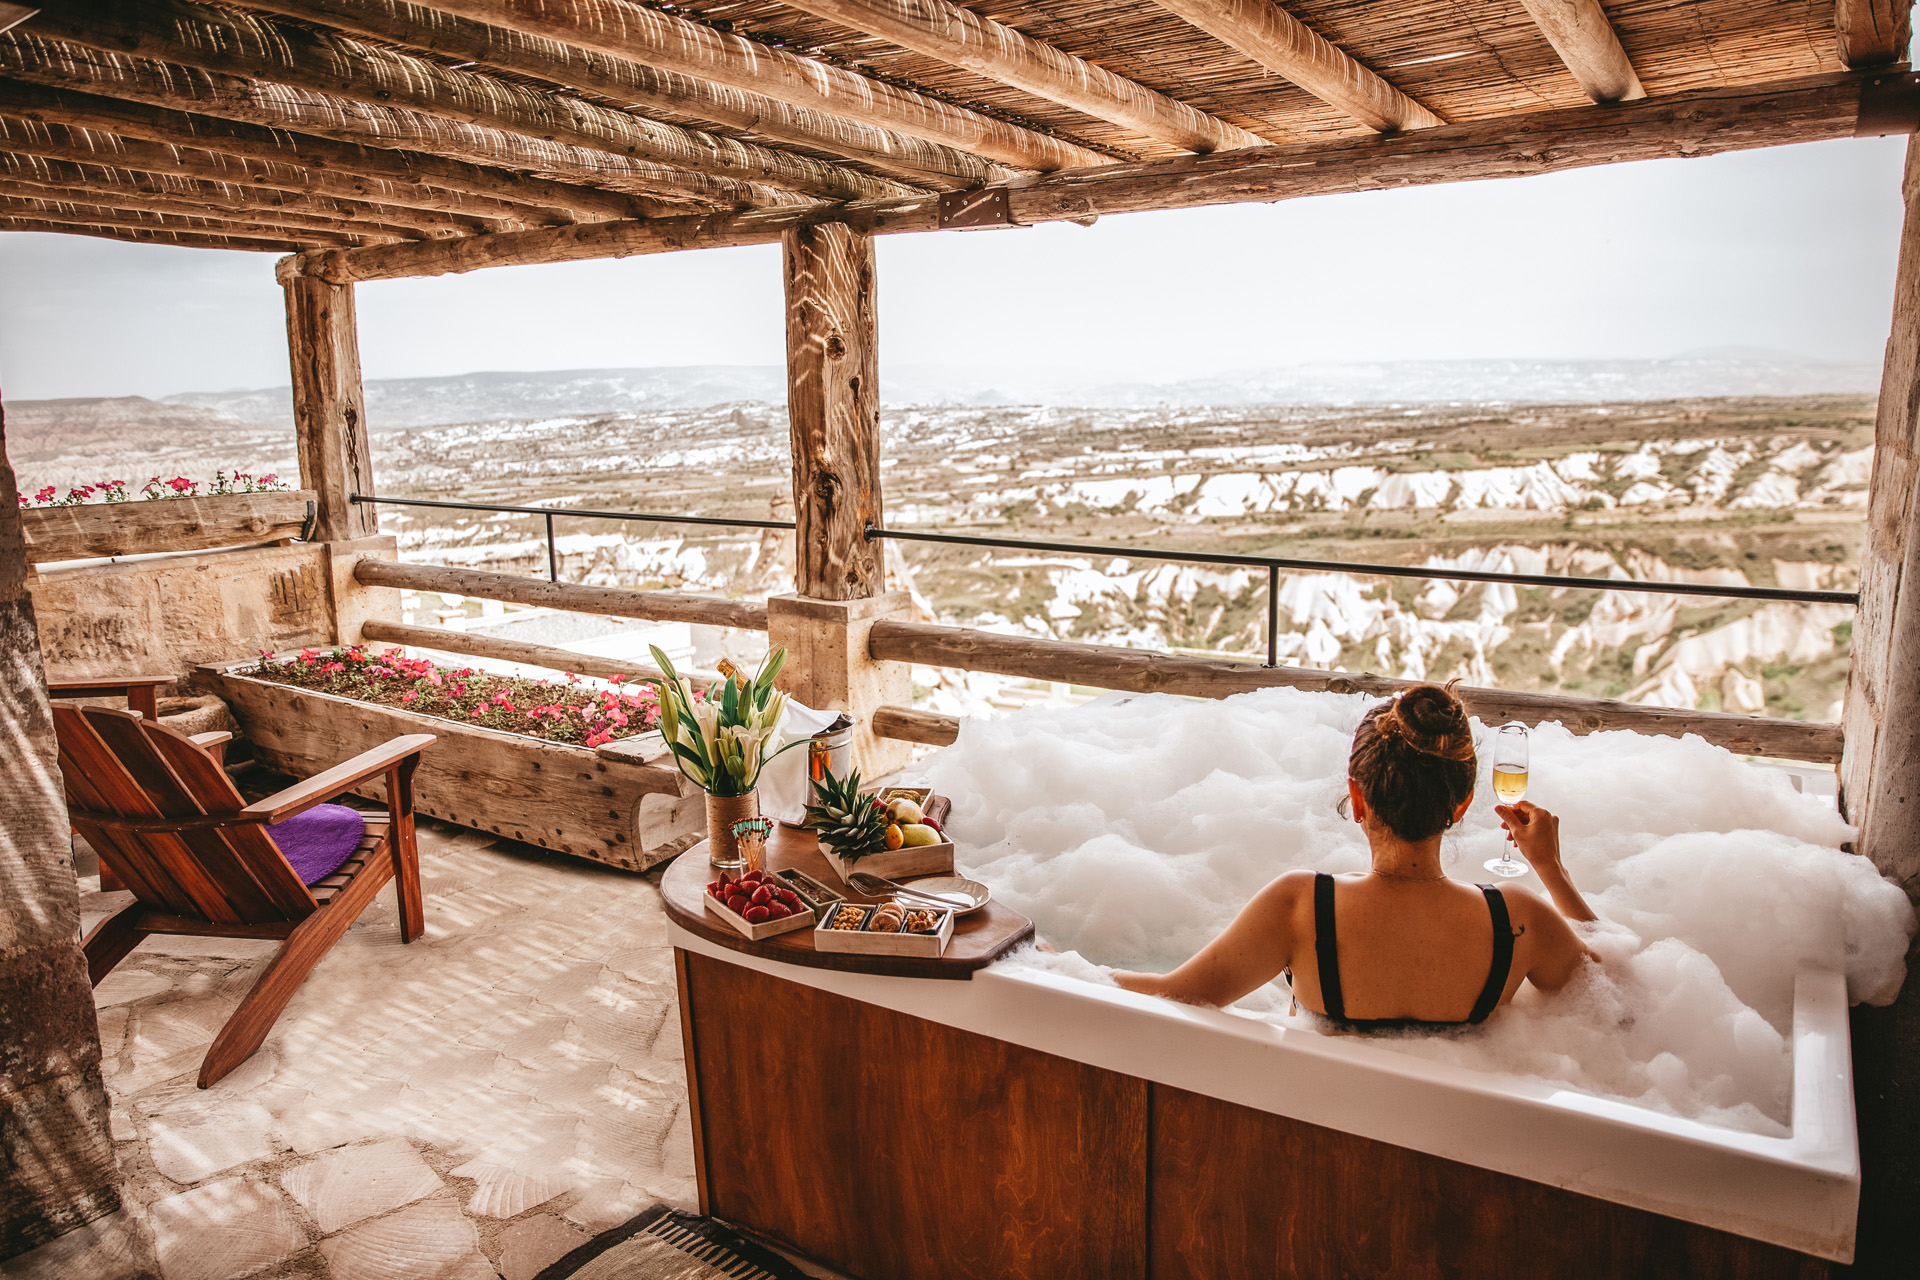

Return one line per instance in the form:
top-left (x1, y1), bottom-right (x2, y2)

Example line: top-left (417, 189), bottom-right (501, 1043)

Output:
top-left (667, 920), bottom-right (1859, 1263)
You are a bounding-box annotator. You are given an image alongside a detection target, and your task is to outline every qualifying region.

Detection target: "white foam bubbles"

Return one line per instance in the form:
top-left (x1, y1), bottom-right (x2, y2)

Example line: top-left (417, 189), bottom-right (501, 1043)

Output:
top-left (918, 687), bottom-right (1915, 1134)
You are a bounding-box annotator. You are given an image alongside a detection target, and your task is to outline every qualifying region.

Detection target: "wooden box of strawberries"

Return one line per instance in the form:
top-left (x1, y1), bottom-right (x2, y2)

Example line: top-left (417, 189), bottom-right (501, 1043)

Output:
top-left (702, 868), bottom-right (816, 940)
top-left (807, 775), bottom-right (956, 886)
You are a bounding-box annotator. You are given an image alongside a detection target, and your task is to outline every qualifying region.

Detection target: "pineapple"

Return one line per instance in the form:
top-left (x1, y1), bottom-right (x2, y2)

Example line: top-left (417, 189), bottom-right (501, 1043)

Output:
top-left (804, 766), bottom-right (890, 863)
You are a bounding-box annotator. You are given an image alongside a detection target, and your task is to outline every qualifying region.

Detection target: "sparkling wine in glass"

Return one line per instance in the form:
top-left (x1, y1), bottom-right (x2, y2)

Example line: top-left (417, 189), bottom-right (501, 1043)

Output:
top-left (1484, 722), bottom-right (1532, 879)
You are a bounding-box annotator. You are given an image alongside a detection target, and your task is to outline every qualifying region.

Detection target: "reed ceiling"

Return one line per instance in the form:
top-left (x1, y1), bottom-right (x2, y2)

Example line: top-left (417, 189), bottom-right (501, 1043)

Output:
top-left (0, 0), bottom-right (1902, 259)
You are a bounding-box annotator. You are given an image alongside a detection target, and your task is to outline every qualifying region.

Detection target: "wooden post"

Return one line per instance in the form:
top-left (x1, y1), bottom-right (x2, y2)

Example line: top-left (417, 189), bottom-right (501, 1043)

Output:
top-left (283, 270), bottom-right (377, 544)
top-left (0, 391), bottom-right (130, 1262)
top-left (1839, 134), bottom-right (1920, 1275)
top-left (774, 222), bottom-right (910, 775)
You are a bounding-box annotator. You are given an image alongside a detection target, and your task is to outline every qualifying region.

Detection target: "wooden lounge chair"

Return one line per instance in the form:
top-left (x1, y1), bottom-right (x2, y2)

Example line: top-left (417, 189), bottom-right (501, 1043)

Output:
top-left (54, 703), bottom-right (433, 1087)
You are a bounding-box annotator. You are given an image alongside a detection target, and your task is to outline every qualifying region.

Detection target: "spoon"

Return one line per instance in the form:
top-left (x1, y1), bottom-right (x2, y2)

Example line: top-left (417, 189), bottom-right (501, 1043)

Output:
top-left (848, 872), bottom-right (970, 910)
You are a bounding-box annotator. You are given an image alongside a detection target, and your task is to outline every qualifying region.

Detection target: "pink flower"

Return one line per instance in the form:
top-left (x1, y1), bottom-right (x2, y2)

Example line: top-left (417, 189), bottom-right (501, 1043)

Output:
top-left (427, 673), bottom-right (442, 687)
top-left (400, 691), bottom-right (418, 705)
top-left (319, 662), bottom-right (344, 675)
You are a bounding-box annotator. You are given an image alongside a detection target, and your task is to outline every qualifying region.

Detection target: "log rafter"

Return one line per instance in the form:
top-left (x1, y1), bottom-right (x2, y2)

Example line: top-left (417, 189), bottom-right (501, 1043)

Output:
top-left (0, 32), bottom-right (776, 213)
top-left (1515, 0), bottom-right (1646, 104)
top-left (778, 0), bottom-right (1269, 153)
top-left (0, 169), bottom-right (440, 239)
top-left (0, 213), bottom-right (363, 251)
top-left (27, 0), bottom-right (920, 203)
top-left (282, 71), bottom-right (1882, 284)
top-left (0, 111), bottom-right (567, 226)
top-left (0, 192), bottom-right (391, 243)
top-left (411, 0), bottom-right (1112, 172)
top-left (1836, 0), bottom-right (1916, 69)
top-left (233, 0), bottom-right (1015, 189)
top-left (1145, 0), bottom-right (1441, 132)
top-left (0, 70), bottom-right (657, 222)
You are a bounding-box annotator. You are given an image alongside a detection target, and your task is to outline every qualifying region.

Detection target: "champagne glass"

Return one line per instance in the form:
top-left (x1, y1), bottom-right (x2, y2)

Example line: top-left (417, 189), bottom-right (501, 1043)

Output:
top-left (1484, 722), bottom-right (1531, 879)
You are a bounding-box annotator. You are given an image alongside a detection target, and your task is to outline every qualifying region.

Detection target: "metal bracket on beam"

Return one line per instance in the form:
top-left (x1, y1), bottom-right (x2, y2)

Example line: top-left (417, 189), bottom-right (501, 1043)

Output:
top-left (938, 188), bottom-right (1024, 230)
top-left (1857, 72), bottom-right (1920, 137)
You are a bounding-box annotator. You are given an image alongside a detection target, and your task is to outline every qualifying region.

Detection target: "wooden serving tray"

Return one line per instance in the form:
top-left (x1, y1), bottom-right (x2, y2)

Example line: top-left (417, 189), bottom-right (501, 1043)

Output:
top-left (813, 902), bottom-right (954, 956)
top-left (702, 886), bottom-right (816, 940)
top-left (661, 826), bottom-right (1031, 981)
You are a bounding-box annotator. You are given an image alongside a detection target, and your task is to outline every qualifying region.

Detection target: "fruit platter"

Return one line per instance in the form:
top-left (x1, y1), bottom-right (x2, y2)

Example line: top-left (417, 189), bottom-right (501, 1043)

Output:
top-left (703, 868), bottom-right (817, 940)
top-left (805, 771), bottom-right (957, 886)
top-left (812, 899), bottom-right (956, 958)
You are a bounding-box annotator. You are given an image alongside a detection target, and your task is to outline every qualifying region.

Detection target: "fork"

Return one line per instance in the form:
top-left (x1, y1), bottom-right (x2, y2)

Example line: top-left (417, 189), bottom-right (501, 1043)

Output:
top-left (848, 872), bottom-right (970, 909)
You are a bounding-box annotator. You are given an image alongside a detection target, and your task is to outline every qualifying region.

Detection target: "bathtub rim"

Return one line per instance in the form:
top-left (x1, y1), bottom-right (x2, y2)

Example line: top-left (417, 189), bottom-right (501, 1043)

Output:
top-left (668, 922), bottom-right (1859, 1263)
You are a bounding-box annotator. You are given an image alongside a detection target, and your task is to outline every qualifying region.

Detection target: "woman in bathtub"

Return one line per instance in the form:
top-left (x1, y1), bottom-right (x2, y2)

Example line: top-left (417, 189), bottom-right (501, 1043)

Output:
top-left (1114, 682), bottom-right (1599, 1027)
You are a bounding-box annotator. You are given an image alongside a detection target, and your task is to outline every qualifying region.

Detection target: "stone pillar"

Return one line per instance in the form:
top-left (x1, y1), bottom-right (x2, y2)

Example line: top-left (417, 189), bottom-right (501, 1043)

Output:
top-left (779, 223), bottom-right (910, 775)
top-left (1840, 133), bottom-right (1920, 1275)
top-left (283, 270), bottom-right (377, 544)
top-left (0, 391), bottom-right (124, 1259)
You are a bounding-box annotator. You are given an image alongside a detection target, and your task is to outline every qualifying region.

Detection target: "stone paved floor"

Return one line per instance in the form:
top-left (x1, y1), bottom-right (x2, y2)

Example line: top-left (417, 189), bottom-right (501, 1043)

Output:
top-left (2, 821), bottom-right (810, 1280)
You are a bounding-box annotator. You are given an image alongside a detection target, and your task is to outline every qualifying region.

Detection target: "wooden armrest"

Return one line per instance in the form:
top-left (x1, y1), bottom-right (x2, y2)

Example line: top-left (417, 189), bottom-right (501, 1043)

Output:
top-left (48, 674), bottom-right (174, 694)
top-left (189, 731), bottom-right (234, 748)
top-left (241, 733), bottom-right (435, 823)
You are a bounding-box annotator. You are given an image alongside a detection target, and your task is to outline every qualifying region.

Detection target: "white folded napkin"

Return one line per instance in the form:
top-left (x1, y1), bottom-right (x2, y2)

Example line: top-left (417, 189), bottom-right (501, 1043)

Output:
top-left (756, 699), bottom-right (843, 824)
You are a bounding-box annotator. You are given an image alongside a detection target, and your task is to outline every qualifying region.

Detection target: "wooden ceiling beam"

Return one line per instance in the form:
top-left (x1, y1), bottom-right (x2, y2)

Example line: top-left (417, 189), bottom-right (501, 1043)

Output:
top-left (411, 0), bottom-right (1110, 172)
top-left (233, 0), bottom-right (1012, 190)
top-left (0, 66), bottom-right (659, 222)
top-left (285, 71), bottom-right (1876, 284)
top-left (0, 29), bottom-right (774, 213)
top-left (1146, 0), bottom-right (1440, 131)
top-left (1836, 0), bottom-right (1915, 68)
top-left (0, 112), bottom-right (564, 227)
top-left (0, 195), bottom-right (382, 244)
top-left (29, 0), bottom-right (915, 203)
top-left (0, 215), bottom-right (336, 251)
top-left (0, 170), bottom-right (443, 240)
top-left (1516, 0), bottom-right (1646, 103)
top-left (778, 0), bottom-right (1267, 153)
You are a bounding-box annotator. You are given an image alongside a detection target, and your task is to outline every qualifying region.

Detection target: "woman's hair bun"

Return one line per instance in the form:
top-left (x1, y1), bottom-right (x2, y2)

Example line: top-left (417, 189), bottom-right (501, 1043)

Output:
top-left (1388, 682), bottom-right (1474, 761)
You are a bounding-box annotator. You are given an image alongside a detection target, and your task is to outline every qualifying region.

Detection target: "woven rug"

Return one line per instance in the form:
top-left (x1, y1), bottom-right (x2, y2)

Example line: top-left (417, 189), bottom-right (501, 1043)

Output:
top-left (534, 1205), bottom-right (815, 1280)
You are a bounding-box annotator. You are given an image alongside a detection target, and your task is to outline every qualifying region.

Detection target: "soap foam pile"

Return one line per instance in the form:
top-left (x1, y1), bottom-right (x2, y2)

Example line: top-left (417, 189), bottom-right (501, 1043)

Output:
top-left (918, 688), bottom-right (1915, 1135)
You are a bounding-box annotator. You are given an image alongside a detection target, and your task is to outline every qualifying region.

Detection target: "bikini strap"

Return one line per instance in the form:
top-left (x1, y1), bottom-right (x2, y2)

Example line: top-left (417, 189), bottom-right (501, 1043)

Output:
top-left (1467, 885), bottom-right (1516, 1025)
top-left (1313, 873), bottom-right (1346, 1020)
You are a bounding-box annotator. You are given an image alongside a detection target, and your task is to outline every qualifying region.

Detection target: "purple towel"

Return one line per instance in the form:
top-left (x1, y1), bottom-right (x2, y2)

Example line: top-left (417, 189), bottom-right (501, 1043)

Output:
top-left (270, 803), bottom-right (367, 884)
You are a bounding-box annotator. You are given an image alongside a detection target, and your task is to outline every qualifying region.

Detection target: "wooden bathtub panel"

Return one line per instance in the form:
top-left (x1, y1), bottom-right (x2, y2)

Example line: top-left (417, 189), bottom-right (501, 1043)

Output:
top-left (1148, 1084), bottom-right (1830, 1280)
top-left (680, 951), bottom-right (1148, 1280)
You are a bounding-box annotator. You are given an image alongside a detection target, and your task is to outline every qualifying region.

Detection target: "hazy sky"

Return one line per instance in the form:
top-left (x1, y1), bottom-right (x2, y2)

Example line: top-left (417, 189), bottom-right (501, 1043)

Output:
top-left (0, 134), bottom-right (1908, 403)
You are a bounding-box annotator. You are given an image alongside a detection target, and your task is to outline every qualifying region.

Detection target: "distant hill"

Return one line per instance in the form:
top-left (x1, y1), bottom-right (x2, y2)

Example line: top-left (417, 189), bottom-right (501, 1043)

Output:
top-left (3, 395), bottom-right (258, 461)
top-left (153, 356), bottom-right (1878, 429)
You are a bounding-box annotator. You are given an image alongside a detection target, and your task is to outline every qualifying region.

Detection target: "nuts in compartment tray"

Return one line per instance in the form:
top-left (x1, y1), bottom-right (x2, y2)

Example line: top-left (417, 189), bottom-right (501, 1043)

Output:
top-left (827, 903), bottom-right (870, 931)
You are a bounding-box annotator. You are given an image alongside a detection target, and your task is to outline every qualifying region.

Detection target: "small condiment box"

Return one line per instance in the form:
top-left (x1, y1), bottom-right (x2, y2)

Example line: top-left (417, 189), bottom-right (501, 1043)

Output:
top-left (775, 868), bottom-right (844, 919)
top-left (813, 901), bottom-right (955, 957)
top-left (703, 883), bottom-right (816, 940)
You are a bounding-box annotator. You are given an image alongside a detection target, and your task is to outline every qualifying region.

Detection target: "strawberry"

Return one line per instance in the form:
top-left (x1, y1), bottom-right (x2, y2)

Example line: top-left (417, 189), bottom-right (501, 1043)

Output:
top-left (743, 905), bottom-right (771, 924)
top-left (775, 888), bottom-right (801, 908)
top-left (764, 903), bottom-right (790, 920)
top-left (750, 885), bottom-right (773, 905)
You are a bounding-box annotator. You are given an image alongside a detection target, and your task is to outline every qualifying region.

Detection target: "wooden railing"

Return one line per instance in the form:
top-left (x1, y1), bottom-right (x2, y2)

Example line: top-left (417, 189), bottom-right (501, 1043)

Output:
top-left (353, 559), bottom-right (770, 631)
top-left (866, 620), bottom-right (1845, 764)
top-left (359, 619), bottom-right (722, 689)
top-left (348, 560), bottom-right (1843, 764)
top-left (22, 490), bottom-right (316, 565)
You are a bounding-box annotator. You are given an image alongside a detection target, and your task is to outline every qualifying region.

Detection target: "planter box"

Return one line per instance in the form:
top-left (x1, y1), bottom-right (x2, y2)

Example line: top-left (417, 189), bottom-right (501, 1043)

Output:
top-left (25, 490), bottom-right (317, 565)
top-left (205, 662), bottom-right (702, 872)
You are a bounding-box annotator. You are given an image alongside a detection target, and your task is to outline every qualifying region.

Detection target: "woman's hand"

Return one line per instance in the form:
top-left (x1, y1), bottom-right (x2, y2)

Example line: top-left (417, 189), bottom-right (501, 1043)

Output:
top-left (1495, 801), bottom-right (1563, 871)
top-left (1495, 802), bottom-right (1596, 925)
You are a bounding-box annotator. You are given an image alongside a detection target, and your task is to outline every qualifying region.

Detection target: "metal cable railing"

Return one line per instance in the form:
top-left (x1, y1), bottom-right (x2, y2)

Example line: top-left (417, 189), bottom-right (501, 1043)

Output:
top-left (342, 494), bottom-right (1860, 673)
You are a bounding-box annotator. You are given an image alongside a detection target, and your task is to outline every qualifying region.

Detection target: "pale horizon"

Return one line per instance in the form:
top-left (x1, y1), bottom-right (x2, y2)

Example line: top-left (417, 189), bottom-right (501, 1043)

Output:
top-left (0, 134), bottom-right (1908, 404)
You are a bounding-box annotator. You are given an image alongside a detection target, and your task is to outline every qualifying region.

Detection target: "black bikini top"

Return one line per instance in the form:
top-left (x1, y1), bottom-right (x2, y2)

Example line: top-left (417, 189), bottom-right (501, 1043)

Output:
top-left (1311, 872), bottom-right (1516, 1029)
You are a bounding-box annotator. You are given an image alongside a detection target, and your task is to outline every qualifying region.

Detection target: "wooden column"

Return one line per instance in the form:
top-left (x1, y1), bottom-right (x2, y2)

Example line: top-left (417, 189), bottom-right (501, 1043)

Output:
top-left (283, 271), bottom-right (377, 543)
top-left (1839, 134), bottom-right (1920, 1276)
top-left (784, 221), bottom-right (883, 600)
top-left (0, 392), bottom-right (127, 1261)
top-left (776, 222), bottom-right (909, 774)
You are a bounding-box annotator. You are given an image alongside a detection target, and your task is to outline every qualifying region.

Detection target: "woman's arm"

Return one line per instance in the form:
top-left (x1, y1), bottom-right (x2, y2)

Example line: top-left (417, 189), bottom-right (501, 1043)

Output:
top-left (1495, 802), bottom-right (1596, 923)
top-left (1494, 801), bottom-right (1601, 988)
top-left (1113, 870), bottom-right (1311, 1007)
